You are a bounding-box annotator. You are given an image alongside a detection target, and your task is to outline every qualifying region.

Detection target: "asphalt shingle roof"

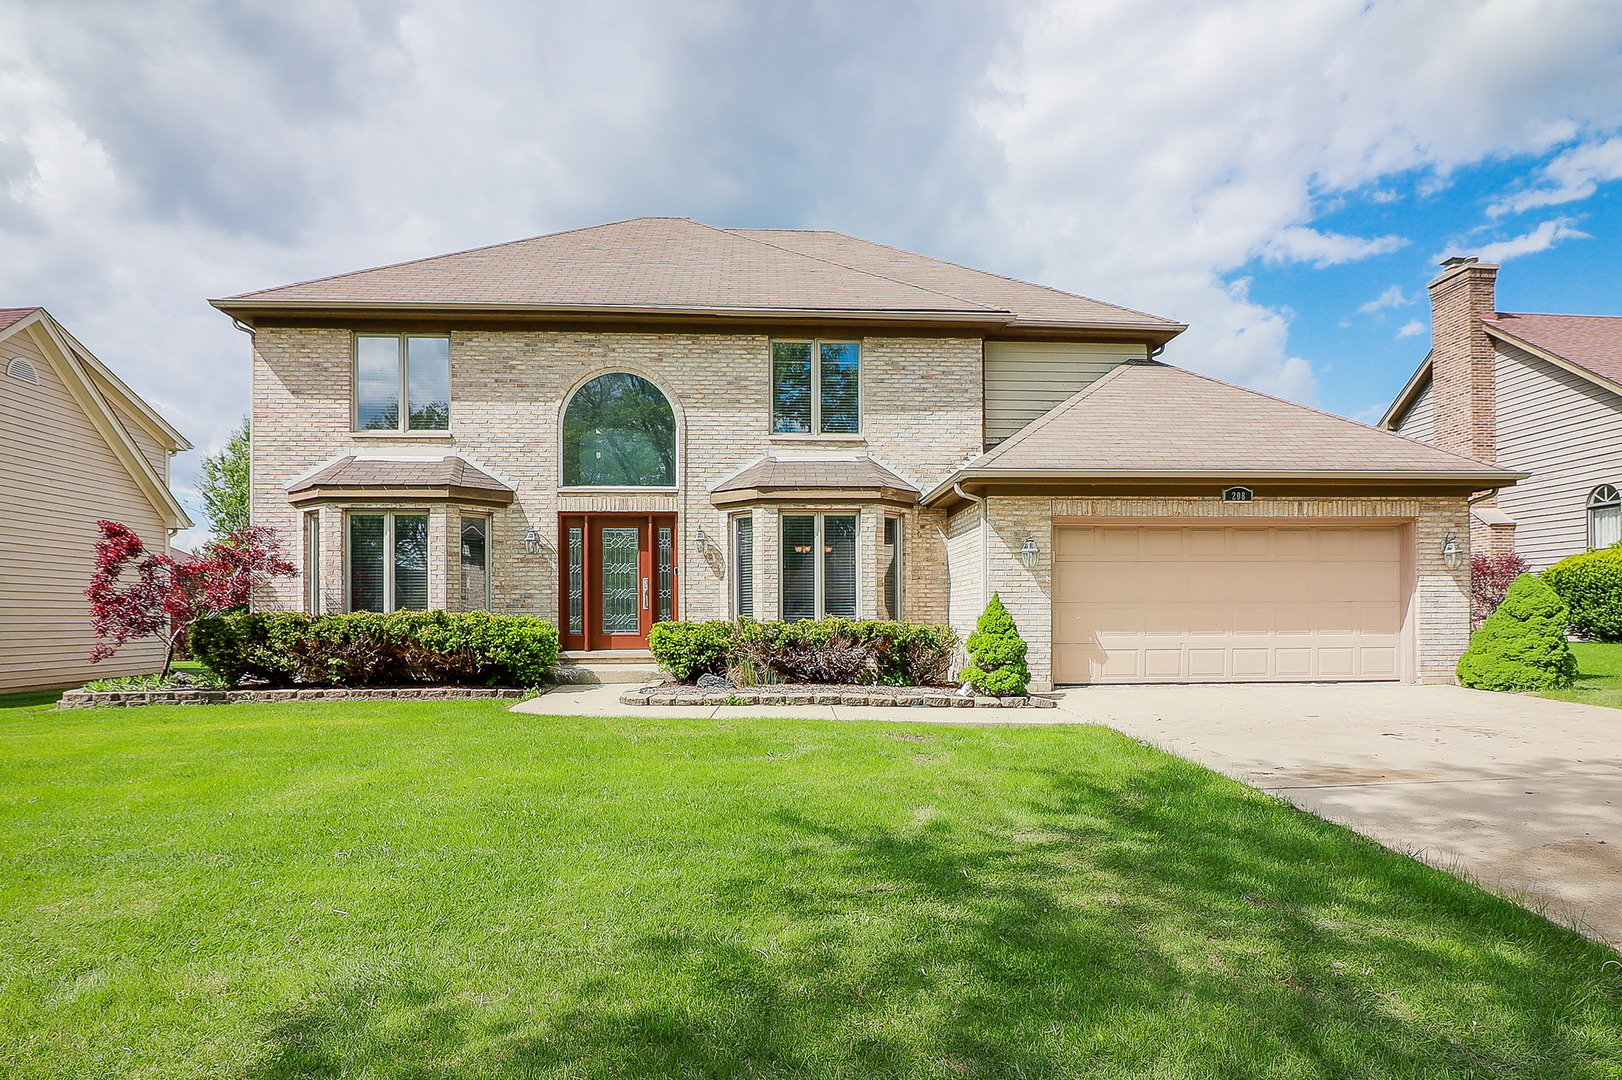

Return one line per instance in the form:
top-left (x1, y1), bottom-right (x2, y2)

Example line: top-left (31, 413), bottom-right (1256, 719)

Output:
top-left (288, 456), bottom-right (513, 499)
top-left (215, 218), bottom-right (1182, 334)
top-left (712, 456), bottom-right (917, 496)
top-left (1483, 312), bottom-right (1622, 387)
top-left (960, 361), bottom-right (1524, 480)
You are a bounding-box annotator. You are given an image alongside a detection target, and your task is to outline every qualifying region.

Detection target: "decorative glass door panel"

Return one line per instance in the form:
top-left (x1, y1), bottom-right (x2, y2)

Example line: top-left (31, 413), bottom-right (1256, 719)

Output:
top-left (600, 528), bottom-right (640, 634)
top-left (558, 514), bottom-right (678, 651)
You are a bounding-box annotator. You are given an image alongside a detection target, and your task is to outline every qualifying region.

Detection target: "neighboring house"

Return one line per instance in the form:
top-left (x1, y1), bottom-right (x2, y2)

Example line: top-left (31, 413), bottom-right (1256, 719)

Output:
top-left (0, 308), bottom-right (192, 692)
top-left (213, 217), bottom-right (1514, 689)
top-left (1382, 257), bottom-right (1622, 569)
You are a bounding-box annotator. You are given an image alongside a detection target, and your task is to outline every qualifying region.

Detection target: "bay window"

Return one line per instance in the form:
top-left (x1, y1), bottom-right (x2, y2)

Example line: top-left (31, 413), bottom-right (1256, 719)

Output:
top-left (781, 513), bottom-right (857, 620)
top-left (355, 335), bottom-right (450, 432)
top-left (772, 340), bottom-right (860, 435)
top-left (348, 512), bottom-right (429, 612)
top-left (460, 515), bottom-right (489, 611)
top-left (733, 515), bottom-right (754, 618)
top-left (880, 515), bottom-right (903, 620)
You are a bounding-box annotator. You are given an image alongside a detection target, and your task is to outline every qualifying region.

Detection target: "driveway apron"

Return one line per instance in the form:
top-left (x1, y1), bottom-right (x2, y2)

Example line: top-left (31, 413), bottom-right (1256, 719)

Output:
top-left (1054, 684), bottom-right (1622, 949)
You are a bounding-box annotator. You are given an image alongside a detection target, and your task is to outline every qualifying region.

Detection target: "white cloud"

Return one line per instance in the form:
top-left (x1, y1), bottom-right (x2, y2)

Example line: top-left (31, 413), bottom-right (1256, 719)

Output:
top-left (1, 0), bottom-right (1621, 521)
top-left (1436, 217), bottom-right (1591, 264)
top-left (1359, 285), bottom-right (1409, 313)
top-left (1488, 135), bottom-right (1622, 216)
top-left (1396, 320), bottom-right (1426, 338)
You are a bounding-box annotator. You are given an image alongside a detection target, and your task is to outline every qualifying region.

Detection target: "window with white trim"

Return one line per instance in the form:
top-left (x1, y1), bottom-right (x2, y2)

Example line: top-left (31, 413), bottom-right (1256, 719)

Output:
top-left (348, 511), bottom-right (430, 611)
top-left (880, 515), bottom-right (903, 620)
top-left (355, 335), bottom-right (450, 432)
top-left (771, 340), bottom-right (860, 434)
top-left (781, 513), bottom-right (857, 620)
top-left (1590, 484), bottom-right (1621, 550)
top-left (732, 514), bottom-right (754, 618)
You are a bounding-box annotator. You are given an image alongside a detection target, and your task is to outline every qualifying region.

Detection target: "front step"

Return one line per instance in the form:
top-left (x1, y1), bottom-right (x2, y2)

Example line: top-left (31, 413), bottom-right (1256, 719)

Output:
top-left (552, 661), bottom-right (665, 685)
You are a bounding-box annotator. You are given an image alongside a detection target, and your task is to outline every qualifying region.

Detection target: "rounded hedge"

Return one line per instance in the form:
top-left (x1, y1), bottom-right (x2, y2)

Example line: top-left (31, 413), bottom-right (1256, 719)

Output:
top-left (1541, 546), bottom-right (1622, 641)
top-left (1455, 574), bottom-right (1577, 692)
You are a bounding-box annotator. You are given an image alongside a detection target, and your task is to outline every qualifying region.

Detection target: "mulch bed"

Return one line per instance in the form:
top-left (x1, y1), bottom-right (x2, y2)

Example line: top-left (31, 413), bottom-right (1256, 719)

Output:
top-left (621, 682), bottom-right (1056, 709)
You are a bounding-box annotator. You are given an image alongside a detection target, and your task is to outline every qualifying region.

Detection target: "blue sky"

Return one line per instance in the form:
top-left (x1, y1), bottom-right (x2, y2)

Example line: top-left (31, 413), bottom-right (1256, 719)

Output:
top-left (2, 0), bottom-right (1621, 543)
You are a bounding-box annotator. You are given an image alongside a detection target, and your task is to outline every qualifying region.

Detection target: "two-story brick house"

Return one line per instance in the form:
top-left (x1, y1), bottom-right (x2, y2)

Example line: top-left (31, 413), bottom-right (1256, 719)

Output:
top-left (214, 218), bottom-right (1517, 689)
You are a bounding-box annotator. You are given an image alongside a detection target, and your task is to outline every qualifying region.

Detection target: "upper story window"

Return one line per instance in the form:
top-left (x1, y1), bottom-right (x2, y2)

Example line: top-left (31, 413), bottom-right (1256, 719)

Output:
top-left (562, 373), bottom-right (676, 487)
top-left (772, 340), bottom-right (860, 435)
top-left (1589, 484), bottom-right (1621, 549)
top-left (355, 335), bottom-right (450, 432)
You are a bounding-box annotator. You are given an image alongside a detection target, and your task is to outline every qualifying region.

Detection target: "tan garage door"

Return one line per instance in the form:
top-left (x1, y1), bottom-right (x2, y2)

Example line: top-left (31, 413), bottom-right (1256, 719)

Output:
top-left (1053, 525), bottom-right (1407, 684)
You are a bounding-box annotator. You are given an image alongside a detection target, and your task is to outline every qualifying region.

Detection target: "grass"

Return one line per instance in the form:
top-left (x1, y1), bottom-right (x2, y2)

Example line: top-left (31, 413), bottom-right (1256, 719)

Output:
top-left (1, 700), bottom-right (1619, 1079)
top-left (1544, 642), bottom-right (1622, 709)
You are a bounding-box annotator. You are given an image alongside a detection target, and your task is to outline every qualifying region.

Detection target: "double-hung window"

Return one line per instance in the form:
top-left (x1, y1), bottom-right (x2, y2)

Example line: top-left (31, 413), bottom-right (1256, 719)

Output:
top-left (781, 513), bottom-right (857, 620)
top-left (460, 515), bottom-right (490, 611)
top-left (348, 512), bottom-right (430, 612)
top-left (772, 340), bottom-right (860, 434)
top-left (355, 335), bottom-right (451, 431)
top-left (732, 515), bottom-right (754, 618)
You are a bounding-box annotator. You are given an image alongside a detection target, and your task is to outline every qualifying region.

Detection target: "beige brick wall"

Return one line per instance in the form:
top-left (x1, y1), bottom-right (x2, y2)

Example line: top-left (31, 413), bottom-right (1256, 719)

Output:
top-left (1427, 261), bottom-right (1498, 464)
top-left (969, 494), bottom-right (1472, 689)
top-left (250, 328), bottom-right (982, 622)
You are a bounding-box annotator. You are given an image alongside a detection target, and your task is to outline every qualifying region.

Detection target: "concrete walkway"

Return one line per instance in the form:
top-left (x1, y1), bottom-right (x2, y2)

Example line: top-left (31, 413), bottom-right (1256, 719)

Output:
top-left (513, 682), bottom-right (1622, 948)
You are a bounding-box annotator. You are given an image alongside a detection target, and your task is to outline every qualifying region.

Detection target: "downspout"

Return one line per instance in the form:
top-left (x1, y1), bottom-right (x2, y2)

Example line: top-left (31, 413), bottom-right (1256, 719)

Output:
top-left (954, 482), bottom-right (988, 612)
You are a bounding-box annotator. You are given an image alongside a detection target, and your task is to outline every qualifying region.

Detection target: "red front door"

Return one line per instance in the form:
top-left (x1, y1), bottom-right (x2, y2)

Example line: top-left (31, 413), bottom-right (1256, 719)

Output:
top-left (558, 514), bottom-right (677, 651)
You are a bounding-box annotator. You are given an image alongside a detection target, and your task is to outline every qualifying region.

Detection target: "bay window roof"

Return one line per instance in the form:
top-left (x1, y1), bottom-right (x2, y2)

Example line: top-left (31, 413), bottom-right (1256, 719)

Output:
top-left (710, 456), bottom-right (918, 508)
top-left (287, 455), bottom-right (514, 506)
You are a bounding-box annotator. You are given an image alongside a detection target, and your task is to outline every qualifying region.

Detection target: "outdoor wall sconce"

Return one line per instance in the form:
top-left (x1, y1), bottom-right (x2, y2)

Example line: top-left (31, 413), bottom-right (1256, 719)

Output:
top-left (1020, 535), bottom-right (1040, 570)
top-left (691, 526), bottom-right (726, 575)
top-left (1442, 531), bottom-right (1464, 571)
top-left (522, 529), bottom-right (553, 557)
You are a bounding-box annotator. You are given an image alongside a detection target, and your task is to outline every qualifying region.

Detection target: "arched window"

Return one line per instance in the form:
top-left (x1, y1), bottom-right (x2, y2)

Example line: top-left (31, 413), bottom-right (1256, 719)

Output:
top-left (562, 373), bottom-right (676, 488)
top-left (1589, 484), bottom-right (1621, 550)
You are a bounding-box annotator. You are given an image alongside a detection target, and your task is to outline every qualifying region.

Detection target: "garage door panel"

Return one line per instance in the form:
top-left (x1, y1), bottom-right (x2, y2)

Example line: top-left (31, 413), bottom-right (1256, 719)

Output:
top-left (1054, 524), bottom-right (1406, 684)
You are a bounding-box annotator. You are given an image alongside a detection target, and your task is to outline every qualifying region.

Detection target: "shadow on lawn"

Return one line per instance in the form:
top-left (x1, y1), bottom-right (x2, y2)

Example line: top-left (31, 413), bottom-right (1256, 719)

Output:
top-left (245, 752), bottom-right (1622, 1079)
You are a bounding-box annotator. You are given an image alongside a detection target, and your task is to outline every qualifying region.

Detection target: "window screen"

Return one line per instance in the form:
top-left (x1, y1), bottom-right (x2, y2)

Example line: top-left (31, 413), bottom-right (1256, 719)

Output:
top-left (356, 335), bottom-right (450, 432)
top-left (393, 515), bottom-right (429, 611)
top-left (881, 516), bottom-right (902, 621)
top-left (733, 516), bottom-right (754, 618)
top-left (772, 342), bottom-right (813, 433)
top-left (355, 338), bottom-right (400, 431)
top-left (819, 344), bottom-right (860, 434)
top-left (771, 340), bottom-right (858, 434)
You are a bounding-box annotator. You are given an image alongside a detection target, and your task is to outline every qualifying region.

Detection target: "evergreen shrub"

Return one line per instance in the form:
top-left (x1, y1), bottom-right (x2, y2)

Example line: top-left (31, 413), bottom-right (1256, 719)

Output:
top-left (648, 618), bottom-right (958, 685)
top-left (1455, 574), bottom-right (1578, 692)
top-left (960, 593), bottom-right (1030, 697)
top-left (189, 610), bottom-right (558, 688)
top-left (1541, 546), bottom-right (1622, 641)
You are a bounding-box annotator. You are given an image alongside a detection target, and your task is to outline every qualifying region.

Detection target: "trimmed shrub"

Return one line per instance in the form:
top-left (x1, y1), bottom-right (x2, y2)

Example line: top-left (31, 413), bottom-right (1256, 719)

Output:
top-left (1456, 574), bottom-right (1577, 692)
top-left (960, 593), bottom-right (1030, 697)
top-left (648, 618), bottom-right (958, 685)
top-left (1470, 552), bottom-right (1529, 631)
top-left (189, 610), bottom-right (558, 687)
top-left (648, 620), bottom-right (736, 680)
top-left (1542, 546), bottom-right (1622, 641)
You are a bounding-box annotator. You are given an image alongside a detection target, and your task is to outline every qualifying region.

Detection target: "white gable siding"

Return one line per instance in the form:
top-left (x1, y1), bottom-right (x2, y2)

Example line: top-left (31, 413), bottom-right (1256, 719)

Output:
top-left (1395, 380), bottom-right (1435, 443)
top-left (983, 341), bottom-right (1144, 445)
top-left (1495, 341), bottom-right (1622, 570)
top-left (0, 328), bottom-right (168, 691)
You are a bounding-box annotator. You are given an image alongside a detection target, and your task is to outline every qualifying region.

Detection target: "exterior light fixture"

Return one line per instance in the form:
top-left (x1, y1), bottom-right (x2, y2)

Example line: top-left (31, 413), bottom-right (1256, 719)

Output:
top-left (1020, 535), bottom-right (1040, 570)
top-left (1442, 531), bottom-right (1464, 571)
top-left (522, 529), bottom-right (552, 556)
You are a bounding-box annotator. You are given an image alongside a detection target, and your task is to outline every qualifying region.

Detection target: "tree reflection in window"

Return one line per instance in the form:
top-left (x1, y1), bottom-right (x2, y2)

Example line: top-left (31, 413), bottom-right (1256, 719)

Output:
top-left (562, 373), bottom-right (677, 487)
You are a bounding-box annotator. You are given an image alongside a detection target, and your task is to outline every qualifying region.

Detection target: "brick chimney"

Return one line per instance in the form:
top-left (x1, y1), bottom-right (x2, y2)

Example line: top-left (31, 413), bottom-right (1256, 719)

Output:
top-left (1427, 257), bottom-right (1500, 463)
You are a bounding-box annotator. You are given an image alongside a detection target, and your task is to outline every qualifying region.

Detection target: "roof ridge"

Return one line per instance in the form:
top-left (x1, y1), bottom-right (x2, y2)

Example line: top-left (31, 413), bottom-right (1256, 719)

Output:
top-left (708, 223), bottom-right (1008, 314)
top-left (739, 229), bottom-right (1181, 327)
top-left (223, 217), bottom-right (699, 300)
top-left (1488, 310), bottom-right (1622, 321)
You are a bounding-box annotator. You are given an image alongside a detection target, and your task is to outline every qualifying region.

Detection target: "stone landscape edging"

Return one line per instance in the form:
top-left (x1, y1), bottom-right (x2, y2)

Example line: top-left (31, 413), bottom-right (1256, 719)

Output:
top-left (57, 687), bottom-right (527, 709)
top-left (619, 690), bottom-right (1057, 709)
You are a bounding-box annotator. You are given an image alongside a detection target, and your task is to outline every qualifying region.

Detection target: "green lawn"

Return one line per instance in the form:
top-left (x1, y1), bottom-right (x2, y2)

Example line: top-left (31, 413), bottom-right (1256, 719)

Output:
top-left (1545, 642), bottom-right (1622, 709)
top-left (1, 699), bottom-right (1618, 1079)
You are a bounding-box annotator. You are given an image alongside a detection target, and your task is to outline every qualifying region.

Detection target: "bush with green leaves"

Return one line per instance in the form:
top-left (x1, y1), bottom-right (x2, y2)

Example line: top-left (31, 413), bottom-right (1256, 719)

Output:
top-left (1541, 546), bottom-right (1622, 641)
top-left (648, 617), bottom-right (958, 685)
top-left (960, 593), bottom-right (1030, 697)
top-left (1455, 574), bottom-right (1578, 692)
top-left (189, 610), bottom-right (558, 687)
top-left (647, 620), bottom-right (736, 680)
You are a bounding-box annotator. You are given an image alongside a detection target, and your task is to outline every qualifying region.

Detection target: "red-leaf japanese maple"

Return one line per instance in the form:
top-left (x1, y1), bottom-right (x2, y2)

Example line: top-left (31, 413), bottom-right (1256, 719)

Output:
top-left (86, 521), bottom-right (296, 676)
top-left (1470, 551), bottom-right (1531, 631)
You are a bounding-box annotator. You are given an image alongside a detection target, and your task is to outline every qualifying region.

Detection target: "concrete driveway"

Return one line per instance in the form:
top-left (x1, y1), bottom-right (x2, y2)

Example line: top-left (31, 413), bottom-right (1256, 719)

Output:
top-left (1059, 684), bottom-right (1622, 950)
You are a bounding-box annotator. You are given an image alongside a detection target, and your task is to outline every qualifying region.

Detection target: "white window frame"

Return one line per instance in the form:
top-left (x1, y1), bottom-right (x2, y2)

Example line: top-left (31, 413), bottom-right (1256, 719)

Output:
top-left (779, 511), bottom-right (860, 620)
top-left (1589, 484), bottom-right (1621, 550)
top-left (459, 513), bottom-right (492, 611)
top-left (352, 333), bottom-right (451, 434)
top-left (731, 512), bottom-right (754, 619)
top-left (770, 339), bottom-right (862, 436)
top-left (881, 513), bottom-right (904, 621)
top-left (344, 509), bottom-right (432, 613)
top-left (303, 510), bottom-right (321, 614)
